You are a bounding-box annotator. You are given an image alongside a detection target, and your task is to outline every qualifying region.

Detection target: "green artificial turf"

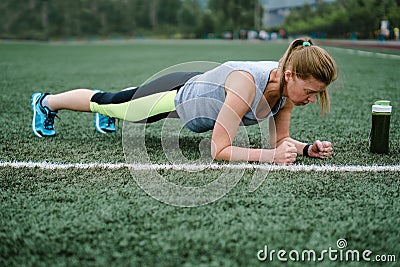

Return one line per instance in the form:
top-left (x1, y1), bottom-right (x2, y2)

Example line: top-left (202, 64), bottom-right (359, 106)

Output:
top-left (0, 40), bottom-right (399, 266)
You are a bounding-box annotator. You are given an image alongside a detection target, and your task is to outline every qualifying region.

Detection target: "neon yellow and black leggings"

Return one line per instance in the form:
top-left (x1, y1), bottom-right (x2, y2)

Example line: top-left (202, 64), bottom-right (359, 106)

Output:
top-left (90, 71), bottom-right (201, 123)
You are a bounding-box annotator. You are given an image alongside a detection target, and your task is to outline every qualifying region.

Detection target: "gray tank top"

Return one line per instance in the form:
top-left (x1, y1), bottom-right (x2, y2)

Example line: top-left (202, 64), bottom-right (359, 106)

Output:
top-left (174, 61), bottom-right (286, 133)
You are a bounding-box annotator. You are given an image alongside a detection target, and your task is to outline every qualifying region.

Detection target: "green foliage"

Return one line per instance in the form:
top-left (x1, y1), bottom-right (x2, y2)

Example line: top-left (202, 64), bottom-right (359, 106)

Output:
top-left (0, 0), bottom-right (260, 39)
top-left (0, 0), bottom-right (260, 40)
top-left (177, 0), bottom-right (201, 37)
top-left (208, 0), bottom-right (261, 32)
top-left (282, 0), bottom-right (400, 38)
top-left (2, 0), bottom-right (400, 39)
top-left (0, 0), bottom-right (183, 39)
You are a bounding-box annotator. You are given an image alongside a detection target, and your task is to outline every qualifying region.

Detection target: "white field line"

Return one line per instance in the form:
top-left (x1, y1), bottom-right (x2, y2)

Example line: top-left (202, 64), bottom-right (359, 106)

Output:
top-left (329, 47), bottom-right (400, 60)
top-left (1, 161), bottom-right (400, 172)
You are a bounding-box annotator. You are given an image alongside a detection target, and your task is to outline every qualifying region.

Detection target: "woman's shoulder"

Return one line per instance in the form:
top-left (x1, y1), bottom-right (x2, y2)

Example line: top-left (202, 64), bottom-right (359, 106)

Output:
top-left (222, 61), bottom-right (279, 74)
top-left (223, 60), bottom-right (278, 66)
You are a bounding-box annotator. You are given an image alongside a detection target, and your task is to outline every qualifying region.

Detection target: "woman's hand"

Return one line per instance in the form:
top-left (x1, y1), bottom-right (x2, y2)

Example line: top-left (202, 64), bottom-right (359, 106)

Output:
top-left (308, 140), bottom-right (333, 159)
top-left (273, 141), bottom-right (298, 165)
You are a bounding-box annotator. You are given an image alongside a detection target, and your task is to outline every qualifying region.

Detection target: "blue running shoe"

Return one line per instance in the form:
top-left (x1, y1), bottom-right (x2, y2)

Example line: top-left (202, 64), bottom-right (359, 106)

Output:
top-left (30, 93), bottom-right (58, 137)
top-left (94, 113), bottom-right (116, 134)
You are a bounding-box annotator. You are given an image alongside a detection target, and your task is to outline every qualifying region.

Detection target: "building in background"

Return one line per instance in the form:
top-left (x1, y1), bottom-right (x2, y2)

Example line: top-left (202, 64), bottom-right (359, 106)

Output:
top-left (262, 0), bottom-right (336, 27)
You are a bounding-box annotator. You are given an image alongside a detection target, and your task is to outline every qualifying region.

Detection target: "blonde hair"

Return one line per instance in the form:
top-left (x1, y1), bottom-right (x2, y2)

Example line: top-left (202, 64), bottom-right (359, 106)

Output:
top-left (279, 38), bottom-right (338, 114)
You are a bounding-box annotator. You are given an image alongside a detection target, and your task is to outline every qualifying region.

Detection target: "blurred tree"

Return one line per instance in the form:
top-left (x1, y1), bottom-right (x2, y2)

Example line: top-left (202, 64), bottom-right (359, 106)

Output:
top-left (199, 9), bottom-right (216, 37)
top-left (158, 0), bottom-right (180, 25)
top-left (149, 0), bottom-right (159, 28)
top-left (177, 0), bottom-right (201, 37)
top-left (282, 0), bottom-right (400, 38)
top-left (1, 0), bottom-right (398, 40)
top-left (208, 0), bottom-right (259, 33)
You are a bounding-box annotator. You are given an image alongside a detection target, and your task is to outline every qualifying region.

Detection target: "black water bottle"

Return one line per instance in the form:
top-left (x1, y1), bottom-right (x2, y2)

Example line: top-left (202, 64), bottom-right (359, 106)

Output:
top-left (370, 100), bottom-right (392, 154)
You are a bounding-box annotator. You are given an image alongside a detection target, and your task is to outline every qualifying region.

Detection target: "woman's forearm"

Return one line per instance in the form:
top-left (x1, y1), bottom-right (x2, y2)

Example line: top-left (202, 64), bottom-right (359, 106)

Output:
top-left (213, 145), bottom-right (275, 163)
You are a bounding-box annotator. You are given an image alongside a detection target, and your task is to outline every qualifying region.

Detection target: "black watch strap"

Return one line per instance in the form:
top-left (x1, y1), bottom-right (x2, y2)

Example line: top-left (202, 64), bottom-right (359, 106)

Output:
top-left (303, 143), bottom-right (312, 157)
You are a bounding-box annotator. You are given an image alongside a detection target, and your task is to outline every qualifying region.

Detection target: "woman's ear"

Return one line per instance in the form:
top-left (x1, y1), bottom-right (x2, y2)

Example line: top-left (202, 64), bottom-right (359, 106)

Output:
top-left (284, 70), bottom-right (292, 82)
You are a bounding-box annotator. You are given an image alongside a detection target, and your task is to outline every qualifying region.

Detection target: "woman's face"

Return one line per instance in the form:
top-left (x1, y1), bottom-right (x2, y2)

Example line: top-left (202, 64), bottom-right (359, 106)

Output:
top-left (284, 70), bottom-right (326, 106)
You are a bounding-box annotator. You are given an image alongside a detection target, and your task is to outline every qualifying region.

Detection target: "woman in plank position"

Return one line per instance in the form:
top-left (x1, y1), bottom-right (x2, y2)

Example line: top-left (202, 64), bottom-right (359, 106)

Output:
top-left (31, 38), bottom-right (337, 165)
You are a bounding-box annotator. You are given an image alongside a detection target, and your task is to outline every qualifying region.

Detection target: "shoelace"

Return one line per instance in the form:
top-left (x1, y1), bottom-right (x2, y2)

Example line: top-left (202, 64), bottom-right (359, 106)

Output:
top-left (44, 111), bottom-right (58, 130)
top-left (100, 115), bottom-right (115, 127)
top-left (107, 117), bottom-right (115, 126)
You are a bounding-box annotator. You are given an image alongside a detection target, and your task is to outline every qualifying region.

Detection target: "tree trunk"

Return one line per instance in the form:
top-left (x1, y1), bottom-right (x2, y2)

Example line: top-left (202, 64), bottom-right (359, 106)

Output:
top-left (254, 0), bottom-right (260, 31)
top-left (29, 0), bottom-right (36, 10)
top-left (149, 0), bottom-right (158, 28)
top-left (41, 0), bottom-right (48, 38)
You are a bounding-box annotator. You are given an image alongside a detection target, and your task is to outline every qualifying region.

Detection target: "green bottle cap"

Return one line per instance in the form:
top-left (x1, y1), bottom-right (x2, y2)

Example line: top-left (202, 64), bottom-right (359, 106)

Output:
top-left (372, 100), bottom-right (392, 113)
top-left (375, 100), bottom-right (391, 106)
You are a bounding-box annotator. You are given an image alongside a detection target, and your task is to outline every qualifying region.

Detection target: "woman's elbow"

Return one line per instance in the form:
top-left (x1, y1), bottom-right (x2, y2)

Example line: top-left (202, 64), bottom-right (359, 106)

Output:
top-left (210, 141), bottom-right (228, 161)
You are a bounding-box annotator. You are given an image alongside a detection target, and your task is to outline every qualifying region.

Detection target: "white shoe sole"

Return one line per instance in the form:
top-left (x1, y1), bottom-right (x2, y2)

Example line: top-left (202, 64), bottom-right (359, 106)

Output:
top-left (94, 113), bottom-right (108, 134)
top-left (31, 94), bottom-right (44, 138)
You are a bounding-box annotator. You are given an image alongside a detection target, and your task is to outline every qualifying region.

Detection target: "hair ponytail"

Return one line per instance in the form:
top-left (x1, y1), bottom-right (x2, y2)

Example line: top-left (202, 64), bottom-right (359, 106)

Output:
top-left (279, 38), bottom-right (314, 71)
top-left (278, 38), bottom-right (337, 115)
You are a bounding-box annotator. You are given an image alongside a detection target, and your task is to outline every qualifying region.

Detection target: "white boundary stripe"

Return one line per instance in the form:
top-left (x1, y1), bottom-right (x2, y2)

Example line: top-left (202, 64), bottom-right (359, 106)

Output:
top-left (329, 47), bottom-right (400, 60)
top-left (1, 161), bottom-right (400, 172)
